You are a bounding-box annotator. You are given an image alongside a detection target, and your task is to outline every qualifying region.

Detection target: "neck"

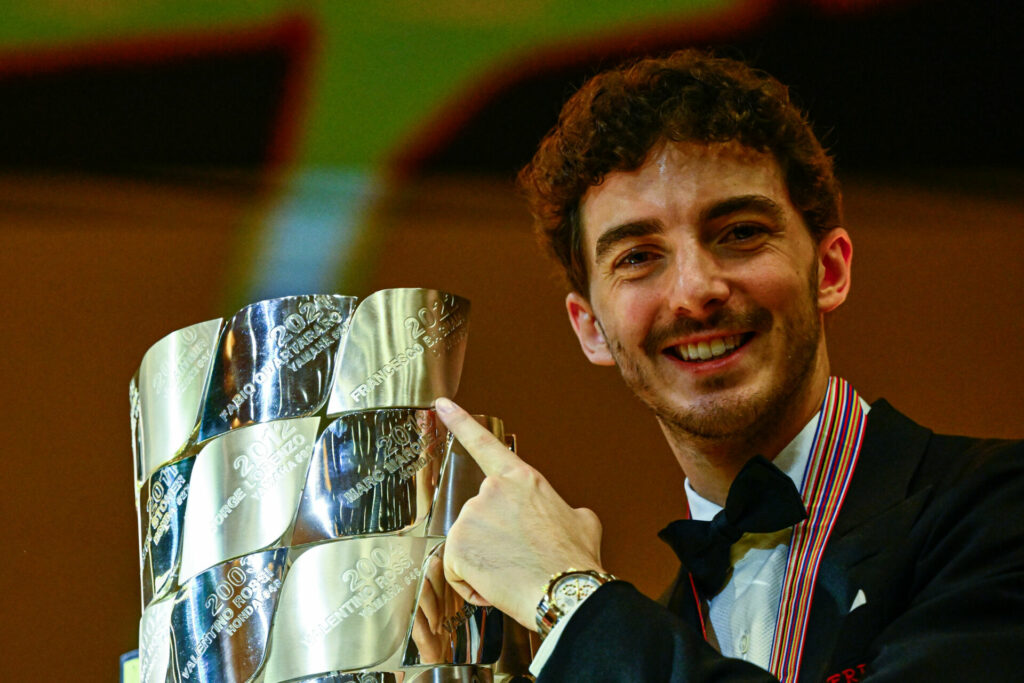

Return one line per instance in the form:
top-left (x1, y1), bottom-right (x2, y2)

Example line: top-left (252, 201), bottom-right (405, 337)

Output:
top-left (663, 366), bottom-right (831, 506)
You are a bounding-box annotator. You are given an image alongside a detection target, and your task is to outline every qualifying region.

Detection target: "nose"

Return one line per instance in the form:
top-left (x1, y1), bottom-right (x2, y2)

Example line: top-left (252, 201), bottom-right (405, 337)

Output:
top-left (666, 247), bottom-right (730, 319)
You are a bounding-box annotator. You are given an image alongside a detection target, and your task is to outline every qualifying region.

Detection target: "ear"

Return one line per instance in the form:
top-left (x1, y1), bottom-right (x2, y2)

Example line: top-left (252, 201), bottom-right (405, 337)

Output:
top-left (566, 291), bottom-right (616, 366)
top-left (817, 227), bottom-right (853, 314)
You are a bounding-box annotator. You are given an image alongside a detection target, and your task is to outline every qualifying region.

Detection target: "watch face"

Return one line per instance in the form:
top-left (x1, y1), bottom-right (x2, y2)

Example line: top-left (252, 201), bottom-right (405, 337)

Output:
top-left (552, 574), bottom-right (601, 612)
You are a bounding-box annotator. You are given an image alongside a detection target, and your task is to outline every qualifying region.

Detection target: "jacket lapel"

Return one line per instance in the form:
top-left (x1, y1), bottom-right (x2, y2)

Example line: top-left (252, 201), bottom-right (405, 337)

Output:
top-left (798, 400), bottom-right (934, 680)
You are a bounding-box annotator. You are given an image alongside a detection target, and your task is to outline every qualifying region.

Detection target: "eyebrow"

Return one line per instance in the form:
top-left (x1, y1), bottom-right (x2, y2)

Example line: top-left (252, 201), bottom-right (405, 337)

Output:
top-left (594, 220), bottom-right (663, 264)
top-left (700, 195), bottom-right (785, 225)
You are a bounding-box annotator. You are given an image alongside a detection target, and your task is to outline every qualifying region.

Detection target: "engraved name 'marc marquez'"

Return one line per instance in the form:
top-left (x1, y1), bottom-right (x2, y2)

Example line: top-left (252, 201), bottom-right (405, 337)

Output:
top-left (348, 342), bottom-right (424, 403)
top-left (341, 421), bottom-right (441, 505)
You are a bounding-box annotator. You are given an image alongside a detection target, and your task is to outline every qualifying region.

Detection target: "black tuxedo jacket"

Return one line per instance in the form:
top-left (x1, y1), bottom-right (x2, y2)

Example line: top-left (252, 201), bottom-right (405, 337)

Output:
top-left (537, 400), bottom-right (1024, 681)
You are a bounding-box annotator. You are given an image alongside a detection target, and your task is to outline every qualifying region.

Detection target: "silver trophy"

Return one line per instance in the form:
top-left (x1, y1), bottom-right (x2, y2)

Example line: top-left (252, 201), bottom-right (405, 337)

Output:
top-left (403, 416), bottom-right (508, 669)
top-left (178, 417), bottom-right (320, 582)
top-left (328, 289), bottom-right (469, 415)
top-left (139, 456), bottom-right (196, 607)
top-left (132, 318), bottom-right (222, 488)
top-left (198, 294), bottom-right (357, 441)
top-left (290, 409), bottom-right (447, 545)
top-left (133, 289), bottom-right (533, 682)
top-left (139, 596), bottom-right (175, 683)
top-left (138, 294), bottom-right (356, 608)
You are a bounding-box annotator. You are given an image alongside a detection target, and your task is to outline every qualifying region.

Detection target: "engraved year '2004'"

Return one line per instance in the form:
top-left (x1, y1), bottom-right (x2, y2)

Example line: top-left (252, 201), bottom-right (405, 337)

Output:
top-left (300, 544), bottom-right (420, 646)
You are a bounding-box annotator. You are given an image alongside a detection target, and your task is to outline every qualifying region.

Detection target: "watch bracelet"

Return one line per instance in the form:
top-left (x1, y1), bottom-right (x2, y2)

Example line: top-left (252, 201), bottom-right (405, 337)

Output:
top-left (535, 568), bottom-right (617, 638)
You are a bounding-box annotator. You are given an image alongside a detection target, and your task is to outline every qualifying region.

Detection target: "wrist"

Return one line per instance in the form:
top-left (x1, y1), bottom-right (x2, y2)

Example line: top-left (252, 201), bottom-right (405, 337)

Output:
top-left (535, 568), bottom-right (617, 638)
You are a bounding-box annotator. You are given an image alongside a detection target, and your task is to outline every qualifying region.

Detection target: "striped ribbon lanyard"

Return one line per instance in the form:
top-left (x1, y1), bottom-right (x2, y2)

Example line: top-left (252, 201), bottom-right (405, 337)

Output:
top-left (768, 376), bottom-right (867, 681)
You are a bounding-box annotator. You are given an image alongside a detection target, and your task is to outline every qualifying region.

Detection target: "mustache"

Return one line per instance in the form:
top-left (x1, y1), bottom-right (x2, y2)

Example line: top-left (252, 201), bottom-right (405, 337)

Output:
top-left (641, 308), bottom-right (773, 356)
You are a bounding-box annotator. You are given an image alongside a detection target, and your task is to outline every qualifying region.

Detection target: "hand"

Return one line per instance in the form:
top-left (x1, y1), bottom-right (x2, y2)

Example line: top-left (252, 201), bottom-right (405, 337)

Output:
top-left (410, 549), bottom-right (455, 663)
top-left (435, 397), bottom-right (606, 629)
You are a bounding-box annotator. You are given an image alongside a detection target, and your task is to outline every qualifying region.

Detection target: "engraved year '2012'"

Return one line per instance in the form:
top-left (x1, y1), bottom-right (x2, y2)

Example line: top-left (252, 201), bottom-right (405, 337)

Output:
top-left (209, 422), bottom-right (310, 531)
top-left (231, 421), bottom-right (308, 493)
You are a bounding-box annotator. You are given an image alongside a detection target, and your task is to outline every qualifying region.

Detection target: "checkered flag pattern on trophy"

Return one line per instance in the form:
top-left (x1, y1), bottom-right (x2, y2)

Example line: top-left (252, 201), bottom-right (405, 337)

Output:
top-left (130, 288), bottom-right (535, 683)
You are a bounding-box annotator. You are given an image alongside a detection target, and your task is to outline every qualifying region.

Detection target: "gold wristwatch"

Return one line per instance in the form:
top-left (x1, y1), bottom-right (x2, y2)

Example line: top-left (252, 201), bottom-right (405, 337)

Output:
top-left (536, 568), bottom-right (617, 638)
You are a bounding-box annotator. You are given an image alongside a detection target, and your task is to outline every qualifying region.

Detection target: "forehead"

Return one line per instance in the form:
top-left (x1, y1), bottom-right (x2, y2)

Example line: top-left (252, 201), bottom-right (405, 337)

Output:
top-left (578, 140), bottom-right (792, 253)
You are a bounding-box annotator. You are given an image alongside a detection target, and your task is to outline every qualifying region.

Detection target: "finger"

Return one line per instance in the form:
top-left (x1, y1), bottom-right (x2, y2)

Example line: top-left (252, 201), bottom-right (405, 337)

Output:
top-left (426, 552), bottom-right (446, 595)
top-left (448, 577), bottom-right (493, 608)
top-left (417, 575), bottom-right (441, 632)
top-left (435, 397), bottom-right (521, 477)
top-left (442, 542), bottom-right (493, 608)
top-left (411, 608), bottom-right (442, 661)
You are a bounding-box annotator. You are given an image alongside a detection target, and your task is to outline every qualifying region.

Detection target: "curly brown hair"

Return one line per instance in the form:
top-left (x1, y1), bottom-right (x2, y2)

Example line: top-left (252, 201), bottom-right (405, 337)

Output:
top-left (517, 49), bottom-right (842, 294)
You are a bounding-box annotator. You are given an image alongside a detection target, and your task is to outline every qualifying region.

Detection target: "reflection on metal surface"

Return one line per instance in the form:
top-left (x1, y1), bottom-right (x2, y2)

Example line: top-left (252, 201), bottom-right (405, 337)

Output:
top-left (406, 667), bottom-right (494, 683)
top-left (426, 416), bottom-right (503, 537)
top-left (291, 410), bottom-right (446, 545)
top-left (402, 544), bottom-right (503, 667)
top-left (140, 456), bottom-right (196, 607)
top-left (134, 318), bottom-right (222, 486)
top-left (327, 290), bottom-right (469, 415)
top-left (170, 548), bottom-right (287, 683)
top-left (494, 615), bottom-right (536, 683)
top-left (405, 417), bottom-right (529, 669)
top-left (198, 295), bottom-right (356, 442)
top-left (263, 537), bottom-right (434, 681)
top-left (139, 596), bottom-right (174, 683)
top-left (179, 417), bottom-right (320, 582)
top-left (279, 670), bottom-right (403, 682)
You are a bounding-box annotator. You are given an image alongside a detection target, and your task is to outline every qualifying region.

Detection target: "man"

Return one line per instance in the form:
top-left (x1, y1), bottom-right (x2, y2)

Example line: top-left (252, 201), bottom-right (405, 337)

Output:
top-left (434, 50), bottom-right (1024, 681)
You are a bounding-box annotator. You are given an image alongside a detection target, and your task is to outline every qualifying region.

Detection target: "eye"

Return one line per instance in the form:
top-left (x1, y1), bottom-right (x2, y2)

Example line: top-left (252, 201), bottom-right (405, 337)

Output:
top-left (613, 248), bottom-right (660, 270)
top-left (722, 222), bottom-right (771, 244)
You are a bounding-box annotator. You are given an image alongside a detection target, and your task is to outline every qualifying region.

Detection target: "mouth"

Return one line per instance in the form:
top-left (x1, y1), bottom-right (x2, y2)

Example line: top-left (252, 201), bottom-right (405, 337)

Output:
top-left (663, 333), bottom-right (754, 363)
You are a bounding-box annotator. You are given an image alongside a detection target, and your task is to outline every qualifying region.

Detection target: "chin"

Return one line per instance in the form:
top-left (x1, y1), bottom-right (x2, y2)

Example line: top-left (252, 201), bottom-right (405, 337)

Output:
top-left (655, 392), bottom-right (770, 440)
top-left (652, 367), bottom-right (816, 442)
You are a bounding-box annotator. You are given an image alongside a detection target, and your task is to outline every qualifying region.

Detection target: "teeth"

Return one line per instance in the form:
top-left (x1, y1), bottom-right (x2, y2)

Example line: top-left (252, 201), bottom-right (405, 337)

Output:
top-left (673, 334), bottom-right (744, 361)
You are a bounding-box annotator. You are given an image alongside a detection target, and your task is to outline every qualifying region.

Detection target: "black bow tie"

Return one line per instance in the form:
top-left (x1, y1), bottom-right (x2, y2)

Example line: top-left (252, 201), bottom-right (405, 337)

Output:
top-left (659, 455), bottom-right (807, 596)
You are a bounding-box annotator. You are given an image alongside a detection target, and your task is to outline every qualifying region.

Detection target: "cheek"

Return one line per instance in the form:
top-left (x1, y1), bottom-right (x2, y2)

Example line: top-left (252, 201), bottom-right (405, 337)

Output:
top-left (741, 260), bottom-right (812, 309)
top-left (602, 289), bottom-right (661, 339)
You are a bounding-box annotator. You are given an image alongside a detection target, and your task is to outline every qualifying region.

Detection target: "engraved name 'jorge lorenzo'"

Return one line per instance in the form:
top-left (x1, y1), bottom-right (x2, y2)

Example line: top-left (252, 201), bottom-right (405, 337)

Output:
top-left (210, 421), bottom-right (311, 531)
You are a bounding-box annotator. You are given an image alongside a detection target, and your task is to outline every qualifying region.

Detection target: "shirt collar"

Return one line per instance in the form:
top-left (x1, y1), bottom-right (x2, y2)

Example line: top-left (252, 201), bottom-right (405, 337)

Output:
top-left (684, 398), bottom-right (870, 522)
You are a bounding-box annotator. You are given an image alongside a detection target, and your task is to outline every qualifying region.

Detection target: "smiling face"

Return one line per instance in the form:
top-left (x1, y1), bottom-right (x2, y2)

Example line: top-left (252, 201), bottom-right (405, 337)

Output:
top-left (566, 140), bottom-right (851, 447)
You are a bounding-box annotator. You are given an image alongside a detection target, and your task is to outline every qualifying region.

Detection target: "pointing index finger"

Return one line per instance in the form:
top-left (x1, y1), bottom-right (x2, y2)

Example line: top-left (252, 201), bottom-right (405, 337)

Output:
top-left (435, 397), bottom-right (520, 477)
